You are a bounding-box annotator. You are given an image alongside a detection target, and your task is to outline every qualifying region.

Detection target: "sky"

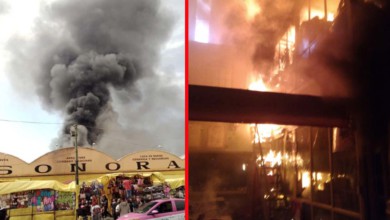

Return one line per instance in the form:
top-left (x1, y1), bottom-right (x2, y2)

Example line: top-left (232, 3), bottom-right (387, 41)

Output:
top-left (0, 0), bottom-right (184, 162)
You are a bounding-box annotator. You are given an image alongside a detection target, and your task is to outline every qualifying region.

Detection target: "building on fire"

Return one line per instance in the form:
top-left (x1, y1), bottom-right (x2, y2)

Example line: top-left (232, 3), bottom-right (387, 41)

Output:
top-left (188, 0), bottom-right (390, 220)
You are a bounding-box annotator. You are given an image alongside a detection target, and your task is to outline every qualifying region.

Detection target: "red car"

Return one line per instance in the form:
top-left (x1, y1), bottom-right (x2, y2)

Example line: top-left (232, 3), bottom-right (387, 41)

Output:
top-left (118, 198), bottom-right (185, 220)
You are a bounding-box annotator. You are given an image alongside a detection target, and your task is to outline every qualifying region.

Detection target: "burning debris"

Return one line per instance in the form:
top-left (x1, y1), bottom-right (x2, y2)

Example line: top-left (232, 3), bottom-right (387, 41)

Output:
top-left (6, 0), bottom-right (179, 152)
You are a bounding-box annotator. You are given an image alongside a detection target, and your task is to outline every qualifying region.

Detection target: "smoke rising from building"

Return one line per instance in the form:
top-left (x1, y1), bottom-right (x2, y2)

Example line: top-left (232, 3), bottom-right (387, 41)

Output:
top-left (5, 0), bottom-right (184, 158)
top-left (193, 0), bottom-right (305, 92)
top-left (52, 51), bottom-right (142, 145)
top-left (218, 0), bottom-right (390, 98)
top-left (220, 0), bottom-right (304, 73)
top-left (250, 0), bottom-right (304, 74)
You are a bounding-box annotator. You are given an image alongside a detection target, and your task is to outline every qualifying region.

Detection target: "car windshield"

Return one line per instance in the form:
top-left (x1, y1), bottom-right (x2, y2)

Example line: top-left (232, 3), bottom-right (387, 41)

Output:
top-left (135, 201), bottom-right (158, 213)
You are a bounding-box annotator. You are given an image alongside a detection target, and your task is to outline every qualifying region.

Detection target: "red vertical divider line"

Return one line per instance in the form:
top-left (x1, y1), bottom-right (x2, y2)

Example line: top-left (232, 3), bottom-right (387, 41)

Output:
top-left (184, 0), bottom-right (189, 219)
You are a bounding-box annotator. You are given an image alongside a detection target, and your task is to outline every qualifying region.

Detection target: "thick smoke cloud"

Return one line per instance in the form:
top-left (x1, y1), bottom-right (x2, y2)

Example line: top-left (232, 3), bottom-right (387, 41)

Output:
top-left (224, 1), bottom-right (304, 61)
top-left (217, 0), bottom-right (390, 100)
top-left (50, 52), bottom-right (141, 145)
top-left (250, 0), bottom-right (304, 74)
top-left (219, 0), bottom-right (304, 86)
top-left (6, 0), bottom-right (184, 158)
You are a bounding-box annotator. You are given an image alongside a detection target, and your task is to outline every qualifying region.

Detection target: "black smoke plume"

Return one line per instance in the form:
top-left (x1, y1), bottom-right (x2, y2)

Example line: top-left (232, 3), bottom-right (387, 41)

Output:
top-left (6, 0), bottom-right (177, 149)
top-left (51, 52), bottom-right (141, 145)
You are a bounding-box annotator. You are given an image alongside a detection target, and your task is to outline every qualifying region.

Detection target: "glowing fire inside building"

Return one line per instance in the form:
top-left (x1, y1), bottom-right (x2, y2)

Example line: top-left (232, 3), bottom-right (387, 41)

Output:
top-left (189, 0), bottom-right (390, 219)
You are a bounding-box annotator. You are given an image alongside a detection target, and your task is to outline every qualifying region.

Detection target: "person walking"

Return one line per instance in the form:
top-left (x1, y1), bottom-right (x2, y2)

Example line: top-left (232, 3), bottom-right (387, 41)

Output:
top-left (118, 197), bottom-right (130, 217)
top-left (77, 203), bottom-right (88, 220)
top-left (101, 195), bottom-right (111, 218)
top-left (111, 198), bottom-right (119, 220)
top-left (91, 201), bottom-right (102, 220)
top-left (127, 199), bottom-right (134, 213)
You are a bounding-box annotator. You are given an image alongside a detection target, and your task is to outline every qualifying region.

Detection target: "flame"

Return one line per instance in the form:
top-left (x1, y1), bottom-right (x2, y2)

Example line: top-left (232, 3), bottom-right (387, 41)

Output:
top-left (327, 13), bottom-right (335, 22)
top-left (276, 26), bottom-right (296, 71)
top-left (314, 172), bottom-right (331, 191)
top-left (256, 151), bottom-right (303, 168)
top-left (251, 124), bottom-right (283, 143)
top-left (284, 153), bottom-right (303, 167)
top-left (264, 150), bottom-right (282, 167)
top-left (256, 150), bottom-right (282, 168)
top-left (249, 77), bottom-right (268, 91)
top-left (249, 78), bottom-right (284, 143)
top-left (301, 8), bottom-right (335, 22)
top-left (278, 26), bottom-right (296, 49)
top-left (245, 0), bottom-right (261, 20)
top-left (287, 26), bottom-right (296, 45)
top-left (300, 171), bottom-right (331, 190)
top-left (302, 171), bottom-right (310, 188)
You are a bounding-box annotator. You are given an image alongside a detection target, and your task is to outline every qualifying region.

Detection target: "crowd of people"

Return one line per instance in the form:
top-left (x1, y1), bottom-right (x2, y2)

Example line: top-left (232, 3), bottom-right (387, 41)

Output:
top-left (77, 195), bottom-right (110, 220)
top-left (76, 175), bottom-right (182, 220)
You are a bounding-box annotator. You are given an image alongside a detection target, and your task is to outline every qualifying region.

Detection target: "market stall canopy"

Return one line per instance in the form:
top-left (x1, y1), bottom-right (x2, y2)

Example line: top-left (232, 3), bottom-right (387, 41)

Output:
top-left (0, 171), bottom-right (184, 195)
top-left (150, 172), bottom-right (185, 189)
top-left (0, 180), bottom-right (74, 195)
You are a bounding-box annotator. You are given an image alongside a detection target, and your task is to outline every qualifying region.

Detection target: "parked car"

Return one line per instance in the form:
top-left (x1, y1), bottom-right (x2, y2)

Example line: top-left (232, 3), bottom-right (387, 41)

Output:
top-left (118, 198), bottom-right (185, 220)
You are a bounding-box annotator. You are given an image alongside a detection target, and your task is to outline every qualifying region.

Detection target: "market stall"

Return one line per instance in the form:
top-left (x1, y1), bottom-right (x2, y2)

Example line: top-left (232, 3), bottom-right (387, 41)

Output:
top-left (0, 180), bottom-right (75, 220)
top-left (0, 149), bottom-right (185, 219)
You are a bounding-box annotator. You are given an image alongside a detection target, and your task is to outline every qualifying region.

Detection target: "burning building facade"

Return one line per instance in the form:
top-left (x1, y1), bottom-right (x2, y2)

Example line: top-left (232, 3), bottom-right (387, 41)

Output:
top-left (189, 0), bottom-right (390, 219)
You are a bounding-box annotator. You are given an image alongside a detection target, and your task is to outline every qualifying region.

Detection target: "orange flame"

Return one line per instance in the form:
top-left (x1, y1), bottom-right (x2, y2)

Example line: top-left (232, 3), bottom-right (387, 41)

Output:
top-left (248, 78), bottom-right (283, 143)
top-left (249, 77), bottom-right (268, 91)
top-left (251, 124), bottom-right (283, 143)
top-left (277, 26), bottom-right (296, 53)
top-left (245, 0), bottom-right (261, 20)
top-left (264, 150), bottom-right (282, 167)
top-left (301, 8), bottom-right (335, 22)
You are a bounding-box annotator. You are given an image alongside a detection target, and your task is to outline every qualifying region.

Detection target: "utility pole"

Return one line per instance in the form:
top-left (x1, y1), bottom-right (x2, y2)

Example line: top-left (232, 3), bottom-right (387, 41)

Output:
top-left (71, 124), bottom-right (79, 218)
top-left (73, 124), bottom-right (79, 185)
